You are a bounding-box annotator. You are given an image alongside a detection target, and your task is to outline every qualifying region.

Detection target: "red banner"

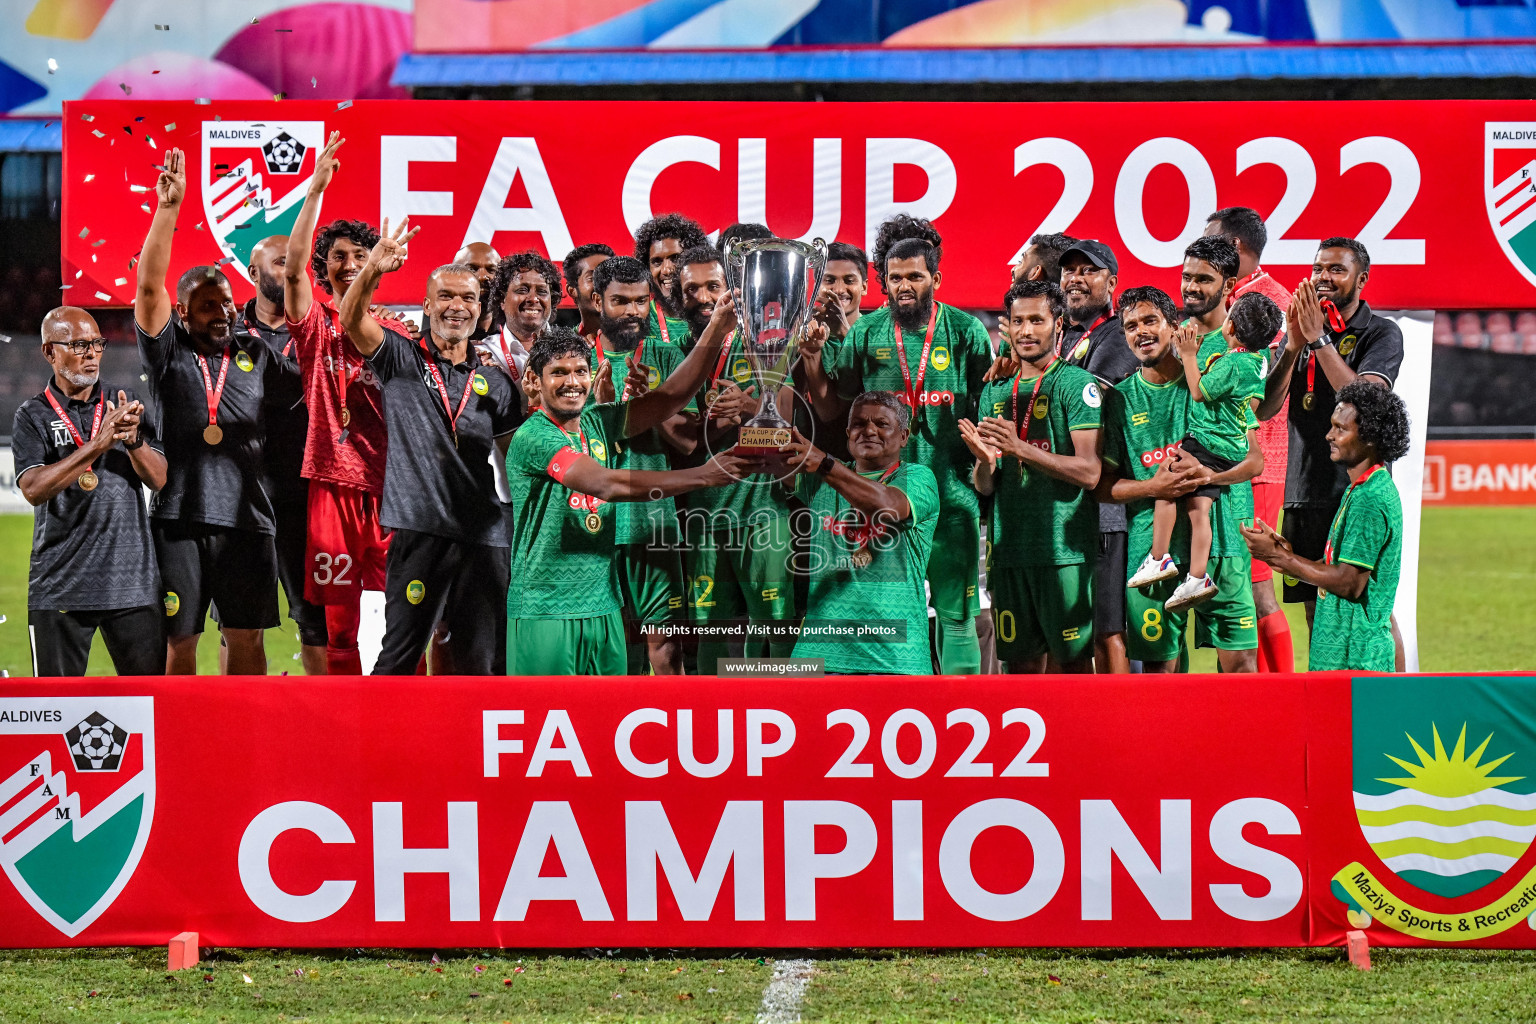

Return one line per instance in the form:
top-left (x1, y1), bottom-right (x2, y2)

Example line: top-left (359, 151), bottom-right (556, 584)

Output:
top-left (1422, 440), bottom-right (1536, 506)
top-left (4, 674), bottom-right (1536, 950)
top-left (61, 99), bottom-right (1536, 312)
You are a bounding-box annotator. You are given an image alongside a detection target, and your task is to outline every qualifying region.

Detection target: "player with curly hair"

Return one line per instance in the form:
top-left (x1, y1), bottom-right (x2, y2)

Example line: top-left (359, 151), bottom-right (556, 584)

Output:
top-left (633, 212), bottom-right (709, 327)
top-left (1245, 380), bottom-right (1410, 672)
top-left (283, 132), bottom-right (412, 674)
top-left (870, 214), bottom-right (942, 295)
top-left (481, 249), bottom-right (561, 381)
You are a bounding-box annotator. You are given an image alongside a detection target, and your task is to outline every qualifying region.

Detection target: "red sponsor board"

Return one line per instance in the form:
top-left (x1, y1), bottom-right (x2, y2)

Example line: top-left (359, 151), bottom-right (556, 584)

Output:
top-left (60, 99), bottom-right (1536, 311)
top-left (4, 673), bottom-right (1536, 950)
top-left (1422, 440), bottom-right (1536, 506)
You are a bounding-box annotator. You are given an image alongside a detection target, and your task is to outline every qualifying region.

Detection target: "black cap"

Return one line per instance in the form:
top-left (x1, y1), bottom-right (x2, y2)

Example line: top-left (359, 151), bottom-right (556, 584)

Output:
top-left (1060, 239), bottom-right (1118, 275)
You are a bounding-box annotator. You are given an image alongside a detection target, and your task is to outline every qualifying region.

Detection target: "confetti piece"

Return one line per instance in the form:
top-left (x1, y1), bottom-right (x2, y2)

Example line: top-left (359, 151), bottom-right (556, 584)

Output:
top-left (430, 954), bottom-right (440, 964)
top-left (474, 965), bottom-right (484, 974)
top-left (78, 227), bottom-right (89, 238)
top-left (122, 126), bottom-right (133, 135)
top-left (84, 173), bottom-right (94, 182)
top-left (145, 136), bottom-right (155, 146)
top-left (275, 27), bottom-right (293, 31)
top-left (251, 16), bottom-right (259, 23)
top-left (91, 238), bottom-right (106, 247)
top-left (47, 58), bottom-right (57, 73)
top-left (194, 98), bottom-right (210, 105)
top-left (0, 335), bottom-right (10, 344)
top-left (214, 254), bottom-right (235, 266)
top-left (677, 992), bottom-right (695, 1001)
top-left (60, 284), bottom-right (73, 290)
top-left (155, 23), bottom-right (169, 30)
top-left (291, 653), bottom-right (299, 660)
top-left (311, 76), bottom-right (317, 87)
top-left (74, 268), bottom-right (83, 278)
top-left (164, 122), bottom-right (176, 131)
top-left (135, 116), bottom-right (144, 122)
top-left (130, 184), bottom-right (149, 193)
top-left (514, 966), bottom-right (525, 974)
top-left (337, 100), bottom-right (353, 110)
top-left (95, 291), bottom-right (112, 301)
top-left (272, 92), bottom-right (286, 101)
top-left (195, 222), bottom-right (204, 230)
top-left (152, 69), bottom-right (161, 75)
top-left (114, 277), bottom-right (127, 286)
top-left (140, 202), bottom-right (151, 214)
top-left (140, 374), bottom-right (148, 381)
top-left (242, 974), bottom-right (253, 984)
top-left (1047, 974), bottom-right (1062, 985)
top-left (202, 974), bottom-right (213, 983)
top-left (91, 129), bottom-right (105, 138)
top-left (80, 113), bottom-right (94, 121)
top-left (503, 979), bottom-right (513, 986)
top-left (119, 82), bottom-right (132, 95)
top-left (91, 254), bottom-right (97, 263)
top-left (433, 967), bottom-right (443, 974)
top-left (87, 989), bottom-right (98, 997)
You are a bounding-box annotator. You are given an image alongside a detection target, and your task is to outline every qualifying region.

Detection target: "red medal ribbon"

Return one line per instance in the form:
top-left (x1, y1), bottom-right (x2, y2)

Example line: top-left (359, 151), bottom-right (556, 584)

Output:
top-left (542, 408), bottom-right (606, 511)
top-left (1324, 463), bottom-right (1385, 564)
top-left (893, 303), bottom-right (939, 406)
top-left (195, 349), bottom-right (231, 428)
top-left (654, 307), bottom-right (671, 347)
top-left (851, 461), bottom-right (902, 551)
top-left (1010, 357), bottom-right (1058, 440)
top-left (710, 331), bottom-right (737, 390)
top-left (43, 385), bottom-right (107, 468)
top-left (422, 347), bottom-right (477, 441)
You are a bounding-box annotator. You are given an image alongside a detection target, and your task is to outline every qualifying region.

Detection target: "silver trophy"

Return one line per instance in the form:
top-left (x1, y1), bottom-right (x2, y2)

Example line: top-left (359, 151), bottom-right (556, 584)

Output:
top-left (723, 236), bottom-right (827, 453)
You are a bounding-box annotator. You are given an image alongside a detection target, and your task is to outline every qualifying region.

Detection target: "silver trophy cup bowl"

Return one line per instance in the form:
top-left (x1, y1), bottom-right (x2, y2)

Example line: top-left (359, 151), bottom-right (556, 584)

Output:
top-left (723, 236), bottom-right (827, 452)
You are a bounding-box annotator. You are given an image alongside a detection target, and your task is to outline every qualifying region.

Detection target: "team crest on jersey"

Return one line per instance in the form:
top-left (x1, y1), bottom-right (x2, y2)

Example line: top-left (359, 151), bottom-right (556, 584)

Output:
top-left (162, 592), bottom-right (179, 616)
top-left (48, 420), bottom-right (72, 447)
top-left (730, 356), bottom-right (752, 383)
top-left (0, 697), bottom-right (155, 937)
top-left (1330, 676), bottom-right (1536, 940)
top-left (590, 439), bottom-right (607, 462)
top-left (1486, 122), bottom-right (1536, 287)
top-left (1338, 335), bottom-right (1358, 358)
top-left (930, 345), bottom-right (950, 371)
top-left (406, 580), bottom-right (425, 605)
top-left (645, 365), bottom-right (661, 389)
top-left (1071, 338), bottom-right (1091, 361)
top-left (471, 372), bottom-right (489, 396)
top-left (235, 351), bottom-right (254, 372)
top-left (201, 120), bottom-right (325, 284)
top-left (1033, 397), bottom-right (1049, 420)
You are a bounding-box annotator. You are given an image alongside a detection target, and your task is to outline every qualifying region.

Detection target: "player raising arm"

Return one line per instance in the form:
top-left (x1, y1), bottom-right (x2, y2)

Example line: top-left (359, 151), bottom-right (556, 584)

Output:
top-left (1245, 382), bottom-right (1410, 673)
top-left (503, 300), bottom-right (749, 677)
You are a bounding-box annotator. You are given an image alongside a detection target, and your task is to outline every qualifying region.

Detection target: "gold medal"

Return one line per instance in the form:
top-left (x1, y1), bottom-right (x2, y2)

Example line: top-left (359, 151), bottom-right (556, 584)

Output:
top-left (203, 424), bottom-right (223, 445)
top-left (340, 406), bottom-right (351, 427)
top-left (705, 388), bottom-right (720, 408)
top-left (584, 511), bottom-right (602, 534)
top-left (1302, 393), bottom-right (1314, 411)
top-left (78, 470), bottom-right (98, 491)
top-left (850, 548), bottom-right (873, 569)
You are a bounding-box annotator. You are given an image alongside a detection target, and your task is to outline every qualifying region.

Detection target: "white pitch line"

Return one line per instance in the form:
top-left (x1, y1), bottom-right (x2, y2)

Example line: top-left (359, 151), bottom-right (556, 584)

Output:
top-left (756, 958), bottom-right (815, 1024)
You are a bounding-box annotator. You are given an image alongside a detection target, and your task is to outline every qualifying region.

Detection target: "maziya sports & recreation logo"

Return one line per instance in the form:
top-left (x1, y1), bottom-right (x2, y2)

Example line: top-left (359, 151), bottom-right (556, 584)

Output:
top-left (0, 697), bottom-right (154, 937)
top-left (1486, 122), bottom-right (1536, 288)
top-left (202, 120), bottom-right (325, 284)
top-left (1332, 676), bottom-right (1536, 941)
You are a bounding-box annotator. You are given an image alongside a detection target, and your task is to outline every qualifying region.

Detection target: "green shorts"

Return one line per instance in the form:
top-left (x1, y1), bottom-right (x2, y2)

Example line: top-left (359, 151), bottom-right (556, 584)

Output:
top-left (1125, 576), bottom-right (1185, 664)
top-left (1125, 555), bottom-right (1256, 662)
top-left (508, 610), bottom-right (625, 676)
top-left (988, 563), bottom-right (1093, 664)
top-left (686, 516), bottom-right (797, 623)
top-left (927, 510), bottom-right (981, 621)
top-left (619, 541), bottom-right (686, 625)
top-left (1193, 555), bottom-right (1257, 651)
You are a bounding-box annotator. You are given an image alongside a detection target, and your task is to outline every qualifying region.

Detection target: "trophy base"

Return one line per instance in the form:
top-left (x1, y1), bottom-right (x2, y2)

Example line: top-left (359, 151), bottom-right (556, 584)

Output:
top-left (732, 425), bottom-right (794, 455)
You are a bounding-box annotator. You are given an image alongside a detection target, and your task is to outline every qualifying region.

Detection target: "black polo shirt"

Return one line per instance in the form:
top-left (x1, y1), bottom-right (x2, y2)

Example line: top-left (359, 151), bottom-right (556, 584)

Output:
top-left (1063, 313), bottom-right (1135, 533)
top-left (12, 380), bottom-right (162, 611)
top-left (1285, 300), bottom-right (1403, 508)
top-left (368, 330), bottom-right (522, 547)
top-left (136, 313), bottom-right (284, 534)
top-left (239, 300), bottom-right (307, 506)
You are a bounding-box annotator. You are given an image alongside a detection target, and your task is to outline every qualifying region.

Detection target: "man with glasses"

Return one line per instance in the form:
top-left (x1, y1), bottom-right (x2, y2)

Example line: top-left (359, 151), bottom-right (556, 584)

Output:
top-left (15, 308), bottom-right (168, 675)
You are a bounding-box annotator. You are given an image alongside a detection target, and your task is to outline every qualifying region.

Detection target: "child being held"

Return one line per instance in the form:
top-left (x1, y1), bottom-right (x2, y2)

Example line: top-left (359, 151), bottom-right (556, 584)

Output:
top-left (1128, 291), bottom-right (1283, 612)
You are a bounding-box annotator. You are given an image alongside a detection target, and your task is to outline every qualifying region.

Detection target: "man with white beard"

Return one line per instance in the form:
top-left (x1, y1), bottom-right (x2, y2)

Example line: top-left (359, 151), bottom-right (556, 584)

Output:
top-left (339, 221), bottom-right (525, 675)
top-left (16, 307), bottom-right (168, 675)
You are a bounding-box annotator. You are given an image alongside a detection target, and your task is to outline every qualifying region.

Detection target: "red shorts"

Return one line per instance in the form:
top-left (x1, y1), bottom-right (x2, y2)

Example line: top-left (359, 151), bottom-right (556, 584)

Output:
top-left (1250, 480), bottom-right (1284, 584)
top-left (304, 481), bottom-right (390, 604)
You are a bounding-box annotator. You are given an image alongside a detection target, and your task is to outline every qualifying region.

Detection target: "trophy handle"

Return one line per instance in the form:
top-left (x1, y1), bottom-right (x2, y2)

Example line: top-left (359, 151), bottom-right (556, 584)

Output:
top-left (807, 236), bottom-right (829, 301)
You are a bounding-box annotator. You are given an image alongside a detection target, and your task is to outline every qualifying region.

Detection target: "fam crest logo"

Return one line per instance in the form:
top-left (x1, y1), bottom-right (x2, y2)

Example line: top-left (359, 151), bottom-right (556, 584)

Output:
top-left (0, 697), bottom-right (154, 937)
top-left (201, 121), bottom-right (325, 285)
top-left (1486, 122), bottom-right (1536, 288)
top-left (1332, 676), bottom-right (1536, 941)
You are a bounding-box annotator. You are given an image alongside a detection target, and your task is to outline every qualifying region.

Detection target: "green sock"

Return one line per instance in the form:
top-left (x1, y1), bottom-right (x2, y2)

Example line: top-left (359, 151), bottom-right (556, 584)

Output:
top-left (936, 615), bottom-right (981, 675)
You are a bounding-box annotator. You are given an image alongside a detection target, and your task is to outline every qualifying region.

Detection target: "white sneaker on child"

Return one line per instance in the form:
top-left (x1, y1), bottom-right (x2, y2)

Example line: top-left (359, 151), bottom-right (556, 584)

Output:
top-left (1128, 553), bottom-right (1180, 588)
top-left (1165, 573), bottom-right (1218, 613)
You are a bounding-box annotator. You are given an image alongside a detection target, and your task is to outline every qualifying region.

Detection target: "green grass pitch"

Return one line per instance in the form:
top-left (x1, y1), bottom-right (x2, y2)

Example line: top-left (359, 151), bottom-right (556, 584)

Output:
top-left (0, 507), bottom-right (1532, 1021)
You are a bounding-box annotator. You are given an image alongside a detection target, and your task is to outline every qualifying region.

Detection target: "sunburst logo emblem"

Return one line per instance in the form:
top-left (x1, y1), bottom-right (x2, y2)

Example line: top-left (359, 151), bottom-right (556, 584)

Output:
top-left (1355, 723), bottom-right (1535, 900)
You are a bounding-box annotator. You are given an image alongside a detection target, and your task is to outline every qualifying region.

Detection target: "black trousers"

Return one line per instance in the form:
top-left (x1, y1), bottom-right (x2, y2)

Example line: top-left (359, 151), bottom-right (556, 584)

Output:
top-left (372, 529), bottom-right (509, 676)
top-left (29, 606), bottom-right (164, 676)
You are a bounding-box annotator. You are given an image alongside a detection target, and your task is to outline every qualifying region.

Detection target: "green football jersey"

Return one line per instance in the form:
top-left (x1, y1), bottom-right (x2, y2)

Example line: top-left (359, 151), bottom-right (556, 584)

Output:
top-left (647, 305), bottom-right (692, 352)
top-left (794, 461), bottom-right (940, 675)
top-left (505, 403), bottom-right (629, 619)
top-left (681, 331), bottom-right (788, 531)
top-left (826, 303), bottom-right (993, 515)
top-left (976, 361), bottom-right (1102, 568)
top-left (587, 334), bottom-right (687, 544)
top-left (1190, 348), bottom-right (1267, 461)
top-left (1310, 466), bottom-right (1402, 672)
top-left (1103, 370), bottom-right (1253, 568)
